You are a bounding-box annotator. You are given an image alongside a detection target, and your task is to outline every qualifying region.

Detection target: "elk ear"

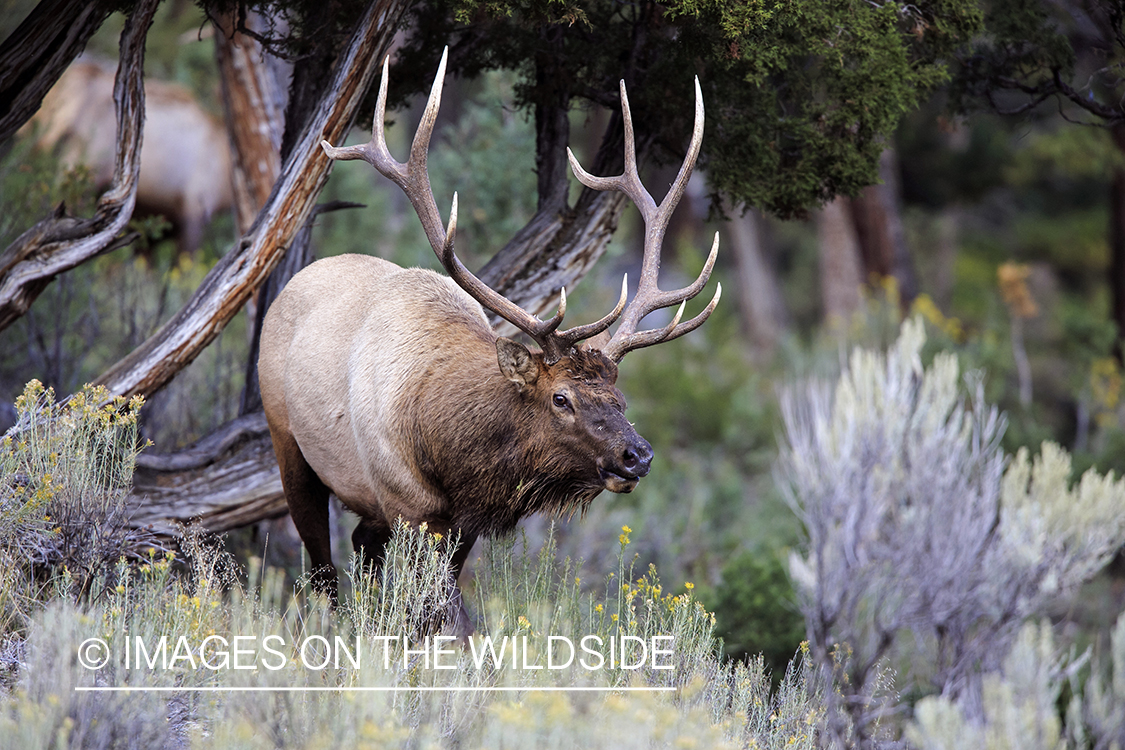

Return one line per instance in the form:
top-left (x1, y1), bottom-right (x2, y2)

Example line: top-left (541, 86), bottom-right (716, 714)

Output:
top-left (496, 337), bottom-right (539, 389)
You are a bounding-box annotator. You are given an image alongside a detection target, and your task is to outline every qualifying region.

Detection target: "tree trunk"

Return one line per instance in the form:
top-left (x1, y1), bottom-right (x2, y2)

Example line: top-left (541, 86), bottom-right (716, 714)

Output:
top-left (849, 148), bottom-right (917, 309)
top-left (0, 0), bottom-right (112, 144)
top-left (91, 0), bottom-right (410, 401)
top-left (817, 195), bottom-right (865, 325)
top-left (213, 10), bottom-right (285, 235)
top-left (212, 8), bottom-right (290, 416)
top-left (130, 411), bottom-right (284, 534)
top-left (0, 0), bottom-right (155, 332)
top-left (726, 204), bottom-right (788, 355)
top-left (1111, 124), bottom-right (1125, 363)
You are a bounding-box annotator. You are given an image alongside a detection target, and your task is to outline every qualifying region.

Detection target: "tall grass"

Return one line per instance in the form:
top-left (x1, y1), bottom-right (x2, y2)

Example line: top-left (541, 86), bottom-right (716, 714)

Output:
top-left (0, 381), bottom-right (820, 749)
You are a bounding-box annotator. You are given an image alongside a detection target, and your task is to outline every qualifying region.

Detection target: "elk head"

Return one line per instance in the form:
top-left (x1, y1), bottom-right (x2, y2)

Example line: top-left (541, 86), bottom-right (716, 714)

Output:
top-left (321, 48), bottom-right (720, 497)
top-left (495, 336), bottom-right (650, 495)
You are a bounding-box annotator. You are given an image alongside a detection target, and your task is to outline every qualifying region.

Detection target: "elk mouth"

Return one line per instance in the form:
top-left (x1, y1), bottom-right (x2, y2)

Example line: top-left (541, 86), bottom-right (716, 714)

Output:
top-left (599, 466), bottom-right (640, 493)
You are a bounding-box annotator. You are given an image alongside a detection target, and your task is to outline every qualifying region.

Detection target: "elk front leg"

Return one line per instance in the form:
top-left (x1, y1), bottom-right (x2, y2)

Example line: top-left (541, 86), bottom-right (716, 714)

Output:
top-left (448, 532), bottom-right (478, 642)
top-left (351, 517), bottom-right (393, 573)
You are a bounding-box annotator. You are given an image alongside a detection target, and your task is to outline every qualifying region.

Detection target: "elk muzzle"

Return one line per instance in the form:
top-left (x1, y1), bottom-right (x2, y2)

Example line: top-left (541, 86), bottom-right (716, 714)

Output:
top-left (599, 431), bottom-right (653, 493)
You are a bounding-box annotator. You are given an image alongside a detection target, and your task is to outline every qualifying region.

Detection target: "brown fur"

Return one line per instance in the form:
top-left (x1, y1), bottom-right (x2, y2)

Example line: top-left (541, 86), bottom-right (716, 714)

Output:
top-left (259, 254), bottom-right (652, 614)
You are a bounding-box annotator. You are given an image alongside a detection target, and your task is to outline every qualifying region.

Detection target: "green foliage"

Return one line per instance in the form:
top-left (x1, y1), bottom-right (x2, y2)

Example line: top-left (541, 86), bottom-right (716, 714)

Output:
top-left (948, 0), bottom-right (1125, 136)
top-left (704, 551), bottom-right (805, 680)
top-left (0, 134), bottom-right (97, 249)
top-left (1005, 124), bottom-right (1125, 187)
top-left (897, 103), bottom-right (1011, 209)
top-left (392, 0), bottom-right (982, 217)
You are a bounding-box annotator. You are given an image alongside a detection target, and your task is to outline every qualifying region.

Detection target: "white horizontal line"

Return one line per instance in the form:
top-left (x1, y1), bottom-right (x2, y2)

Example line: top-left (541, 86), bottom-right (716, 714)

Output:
top-left (75, 685), bottom-right (676, 693)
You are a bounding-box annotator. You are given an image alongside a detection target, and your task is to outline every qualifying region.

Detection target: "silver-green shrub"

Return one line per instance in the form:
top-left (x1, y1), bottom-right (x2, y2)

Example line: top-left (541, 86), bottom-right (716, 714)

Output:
top-left (779, 317), bottom-right (1125, 748)
top-left (1, 381), bottom-right (153, 639)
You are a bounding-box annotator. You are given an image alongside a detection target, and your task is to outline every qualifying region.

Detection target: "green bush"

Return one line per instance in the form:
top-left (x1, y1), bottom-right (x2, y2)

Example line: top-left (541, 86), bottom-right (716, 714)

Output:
top-left (705, 551), bottom-right (805, 681)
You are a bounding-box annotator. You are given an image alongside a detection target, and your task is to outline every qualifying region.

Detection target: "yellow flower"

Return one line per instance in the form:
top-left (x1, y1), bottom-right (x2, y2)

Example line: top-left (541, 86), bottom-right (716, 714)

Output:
top-left (684, 582), bottom-right (694, 591)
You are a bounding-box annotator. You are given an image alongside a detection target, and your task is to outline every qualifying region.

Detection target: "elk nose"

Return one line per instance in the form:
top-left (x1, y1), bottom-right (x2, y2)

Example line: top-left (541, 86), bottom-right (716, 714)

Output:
top-left (622, 438), bottom-right (653, 477)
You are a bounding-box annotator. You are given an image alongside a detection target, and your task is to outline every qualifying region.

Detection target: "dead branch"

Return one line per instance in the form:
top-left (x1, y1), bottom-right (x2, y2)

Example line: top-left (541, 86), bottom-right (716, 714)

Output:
top-left (0, 0), bottom-right (112, 143)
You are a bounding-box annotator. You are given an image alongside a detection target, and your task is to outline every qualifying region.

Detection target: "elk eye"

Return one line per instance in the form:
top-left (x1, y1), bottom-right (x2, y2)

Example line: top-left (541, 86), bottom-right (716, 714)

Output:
top-left (553, 393), bottom-right (570, 409)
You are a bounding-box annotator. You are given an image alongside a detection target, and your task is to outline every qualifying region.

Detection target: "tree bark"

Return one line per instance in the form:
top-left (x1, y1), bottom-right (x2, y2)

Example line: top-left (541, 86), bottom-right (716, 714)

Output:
top-left (212, 8), bottom-right (291, 415)
top-left (213, 10), bottom-right (285, 235)
top-left (92, 0), bottom-right (410, 401)
top-left (1111, 124), bottom-right (1125, 363)
top-left (849, 148), bottom-right (917, 308)
top-left (130, 411), bottom-right (285, 535)
top-left (0, 0), bottom-right (155, 333)
top-left (726, 204), bottom-right (788, 354)
top-left (817, 195), bottom-right (865, 325)
top-left (0, 0), bottom-right (112, 144)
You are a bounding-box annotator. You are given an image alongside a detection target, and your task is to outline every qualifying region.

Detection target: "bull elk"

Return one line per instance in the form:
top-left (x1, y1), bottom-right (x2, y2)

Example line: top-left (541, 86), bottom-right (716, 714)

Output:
top-left (258, 50), bottom-right (720, 633)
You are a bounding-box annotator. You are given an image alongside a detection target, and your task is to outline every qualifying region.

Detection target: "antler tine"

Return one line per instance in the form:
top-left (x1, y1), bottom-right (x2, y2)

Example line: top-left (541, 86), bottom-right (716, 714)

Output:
top-left (321, 51), bottom-right (449, 252)
top-left (438, 193), bottom-right (568, 347)
top-left (322, 48), bottom-right (572, 354)
top-left (568, 76), bottom-right (719, 363)
top-left (554, 274), bottom-right (629, 347)
top-left (603, 282), bottom-right (723, 360)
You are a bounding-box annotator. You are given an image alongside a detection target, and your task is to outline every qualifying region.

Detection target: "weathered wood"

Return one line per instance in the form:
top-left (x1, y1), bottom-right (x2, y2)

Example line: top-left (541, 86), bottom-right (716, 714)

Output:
top-left (93, 0), bottom-right (411, 401)
top-left (0, 0), bottom-right (154, 332)
top-left (213, 10), bottom-right (285, 234)
top-left (0, 0), bottom-right (112, 143)
top-left (130, 414), bottom-right (283, 536)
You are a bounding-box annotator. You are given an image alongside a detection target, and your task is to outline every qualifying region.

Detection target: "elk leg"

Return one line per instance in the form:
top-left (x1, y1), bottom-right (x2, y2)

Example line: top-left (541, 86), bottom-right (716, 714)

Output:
top-left (447, 533), bottom-right (478, 641)
top-left (274, 431), bottom-right (336, 599)
top-left (351, 518), bottom-right (393, 572)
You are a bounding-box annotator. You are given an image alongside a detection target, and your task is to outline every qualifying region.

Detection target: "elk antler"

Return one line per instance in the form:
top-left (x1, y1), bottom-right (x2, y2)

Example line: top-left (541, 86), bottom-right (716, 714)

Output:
top-left (320, 48), bottom-right (627, 364)
top-left (567, 78), bottom-right (721, 363)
